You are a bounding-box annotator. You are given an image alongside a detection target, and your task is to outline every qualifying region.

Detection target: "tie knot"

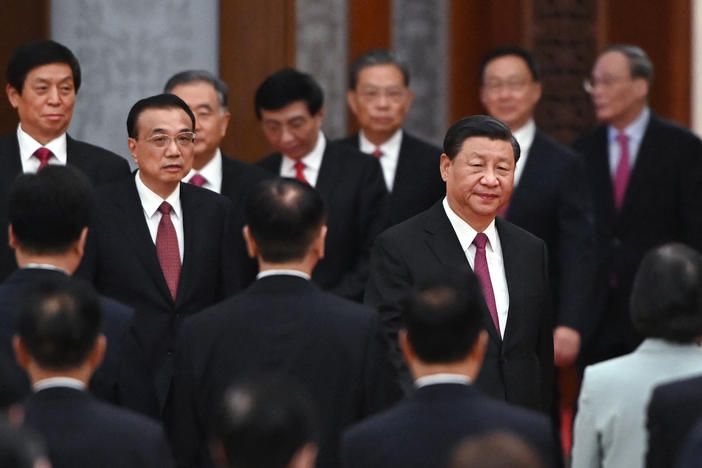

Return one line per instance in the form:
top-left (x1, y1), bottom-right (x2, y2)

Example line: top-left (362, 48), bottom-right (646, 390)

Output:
top-left (616, 133), bottom-right (628, 146)
top-left (33, 147), bottom-right (53, 167)
top-left (294, 161), bottom-right (306, 171)
top-left (189, 173), bottom-right (207, 187)
top-left (158, 202), bottom-right (172, 215)
top-left (473, 232), bottom-right (488, 249)
top-left (372, 148), bottom-right (383, 158)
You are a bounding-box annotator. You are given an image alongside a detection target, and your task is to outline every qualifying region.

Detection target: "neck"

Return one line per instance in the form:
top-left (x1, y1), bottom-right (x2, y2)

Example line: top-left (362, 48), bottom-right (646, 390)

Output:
top-left (410, 360), bottom-right (479, 381)
top-left (362, 128), bottom-right (397, 147)
top-left (28, 365), bottom-right (91, 387)
top-left (139, 172), bottom-right (179, 199)
top-left (608, 102), bottom-right (646, 131)
top-left (15, 251), bottom-right (76, 275)
top-left (21, 123), bottom-right (62, 146)
top-left (446, 197), bottom-right (493, 232)
top-left (258, 257), bottom-right (316, 276)
top-left (193, 150), bottom-right (217, 171)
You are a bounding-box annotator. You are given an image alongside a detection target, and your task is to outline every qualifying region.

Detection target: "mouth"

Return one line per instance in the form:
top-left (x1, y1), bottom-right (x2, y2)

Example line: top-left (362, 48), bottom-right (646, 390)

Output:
top-left (162, 164), bottom-right (183, 173)
top-left (43, 114), bottom-right (65, 121)
top-left (475, 192), bottom-right (500, 202)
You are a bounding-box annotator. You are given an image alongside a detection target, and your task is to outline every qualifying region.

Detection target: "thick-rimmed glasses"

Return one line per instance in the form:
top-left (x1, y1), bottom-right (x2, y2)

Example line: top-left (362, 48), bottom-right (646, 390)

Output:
top-left (357, 87), bottom-right (408, 103)
top-left (583, 75), bottom-right (631, 93)
top-left (144, 132), bottom-right (195, 148)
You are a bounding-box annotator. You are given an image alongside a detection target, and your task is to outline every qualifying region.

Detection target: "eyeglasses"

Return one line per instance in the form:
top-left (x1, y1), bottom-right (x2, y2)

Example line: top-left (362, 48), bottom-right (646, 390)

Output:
top-left (357, 87), bottom-right (408, 103)
top-left (583, 75), bottom-right (631, 93)
top-left (482, 78), bottom-right (531, 93)
top-left (144, 132), bottom-right (195, 148)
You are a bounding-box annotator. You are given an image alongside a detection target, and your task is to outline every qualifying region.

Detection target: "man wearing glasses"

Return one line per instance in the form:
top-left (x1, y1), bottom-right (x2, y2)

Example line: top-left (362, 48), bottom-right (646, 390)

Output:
top-left (338, 49), bottom-right (445, 227)
top-left (573, 45), bottom-right (702, 367)
top-left (76, 94), bottom-right (238, 417)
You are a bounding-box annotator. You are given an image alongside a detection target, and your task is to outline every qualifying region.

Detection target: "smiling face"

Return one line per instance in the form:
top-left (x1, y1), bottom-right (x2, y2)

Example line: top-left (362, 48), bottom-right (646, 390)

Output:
top-left (6, 62), bottom-right (76, 145)
top-left (128, 107), bottom-right (194, 198)
top-left (480, 55), bottom-right (541, 131)
top-left (169, 81), bottom-right (230, 170)
top-left (259, 101), bottom-right (323, 160)
top-left (347, 63), bottom-right (413, 145)
top-left (441, 136), bottom-right (515, 231)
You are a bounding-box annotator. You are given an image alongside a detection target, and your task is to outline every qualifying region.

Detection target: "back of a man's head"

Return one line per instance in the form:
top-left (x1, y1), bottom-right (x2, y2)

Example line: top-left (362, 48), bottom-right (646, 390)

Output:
top-left (630, 243), bottom-right (702, 343)
top-left (244, 178), bottom-right (326, 264)
top-left (16, 278), bottom-right (102, 371)
top-left (9, 165), bottom-right (93, 255)
top-left (212, 378), bottom-right (319, 468)
top-left (403, 270), bottom-right (486, 363)
top-left (6, 39), bottom-right (81, 93)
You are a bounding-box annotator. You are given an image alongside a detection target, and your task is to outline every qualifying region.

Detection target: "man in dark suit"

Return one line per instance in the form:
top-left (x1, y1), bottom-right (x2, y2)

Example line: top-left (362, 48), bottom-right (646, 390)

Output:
top-left (254, 69), bottom-right (388, 301)
top-left (76, 94), bottom-right (237, 414)
top-left (344, 270), bottom-right (557, 468)
top-left (0, 39), bottom-right (131, 282)
top-left (646, 374), bottom-right (702, 468)
top-left (337, 49), bottom-right (445, 227)
top-left (0, 165), bottom-right (154, 416)
top-left (210, 378), bottom-right (319, 468)
top-left (165, 70), bottom-right (272, 288)
top-left (479, 46), bottom-right (594, 368)
top-left (14, 279), bottom-right (173, 467)
top-left (573, 44), bottom-right (702, 366)
top-left (365, 115), bottom-right (554, 413)
top-left (168, 178), bottom-right (401, 468)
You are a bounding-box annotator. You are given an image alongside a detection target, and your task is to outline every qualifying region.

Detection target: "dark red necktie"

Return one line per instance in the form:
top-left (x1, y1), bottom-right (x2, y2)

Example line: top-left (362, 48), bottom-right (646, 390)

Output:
top-left (613, 133), bottom-right (630, 210)
top-left (473, 232), bottom-right (500, 337)
top-left (156, 202), bottom-right (181, 300)
top-left (189, 173), bottom-right (207, 187)
top-left (33, 147), bottom-right (53, 170)
top-left (294, 161), bottom-right (309, 185)
top-left (372, 148), bottom-right (383, 158)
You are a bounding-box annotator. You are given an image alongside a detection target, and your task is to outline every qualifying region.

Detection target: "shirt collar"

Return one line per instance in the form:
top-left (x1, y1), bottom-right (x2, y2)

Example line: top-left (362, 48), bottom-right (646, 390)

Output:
top-left (442, 197), bottom-right (498, 253)
top-left (608, 106), bottom-right (650, 143)
top-left (134, 172), bottom-right (182, 219)
top-left (257, 269), bottom-right (312, 281)
top-left (511, 119), bottom-right (536, 155)
top-left (415, 373), bottom-right (471, 388)
top-left (22, 264), bottom-right (70, 275)
top-left (185, 148), bottom-right (223, 191)
top-left (281, 131), bottom-right (326, 171)
top-left (33, 377), bottom-right (86, 393)
top-left (17, 124), bottom-right (68, 166)
top-left (358, 128), bottom-right (403, 156)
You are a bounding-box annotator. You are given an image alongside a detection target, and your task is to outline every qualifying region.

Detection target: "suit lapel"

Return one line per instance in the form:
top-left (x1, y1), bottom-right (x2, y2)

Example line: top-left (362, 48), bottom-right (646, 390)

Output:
top-left (496, 218), bottom-right (525, 343)
top-left (423, 204), bottom-right (502, 343)
top-left (391, 132), bottom-right (415, 196)
top-left (176, 184), bottom-right (200, 307)
top-left (314, 143), bottom-right (342, 202)
top-left (112, 179), bottom-right (174, 303)
top-left (507, 131), bottom-right (547, 219)
top-left (617, 114), bottom-right (658, 224)
top-left (588, 126), bottom-right (617, 227)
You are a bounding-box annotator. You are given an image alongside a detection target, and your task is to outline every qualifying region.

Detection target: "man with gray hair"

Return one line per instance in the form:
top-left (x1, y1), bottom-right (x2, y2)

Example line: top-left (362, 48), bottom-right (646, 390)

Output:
top-left (165, 70), bottom-right (271, 288)
top-left (573, 44), bottom-right (702, 367)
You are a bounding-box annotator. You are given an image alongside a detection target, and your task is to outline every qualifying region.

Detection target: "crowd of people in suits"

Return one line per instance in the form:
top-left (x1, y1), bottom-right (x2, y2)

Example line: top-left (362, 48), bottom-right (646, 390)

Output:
top-left (0, 36), bottom-right (701, 468)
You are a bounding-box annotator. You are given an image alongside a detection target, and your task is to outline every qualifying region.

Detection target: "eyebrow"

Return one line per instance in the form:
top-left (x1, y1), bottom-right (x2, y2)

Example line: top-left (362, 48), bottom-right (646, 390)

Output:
top-left (196, 103), bottom-right (214, 111)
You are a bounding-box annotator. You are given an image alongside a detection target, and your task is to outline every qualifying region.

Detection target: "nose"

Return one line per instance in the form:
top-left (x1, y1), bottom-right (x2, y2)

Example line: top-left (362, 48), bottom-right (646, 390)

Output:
top-left (481, 167), bottom-right (499, 187)
top-left (47, 85), bottom-right (60, 105)
top-left (376, 92), bottom-right (390, 107)
top-left (165, 137), bottom-right (181, 157)
top-left (280, 126), bottom-right (295, 144)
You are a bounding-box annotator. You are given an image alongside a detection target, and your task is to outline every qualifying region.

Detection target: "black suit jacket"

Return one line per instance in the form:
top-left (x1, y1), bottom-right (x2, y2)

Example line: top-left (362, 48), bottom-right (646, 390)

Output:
top-left (646, 374), bottom-right (702, 468)
top-left (257, 141), bottom-right (388, 301)
top-left (219, 153), bottom-right (273, 289)
top-left (336, 131), bottom-right (445, 226)
top-left (0, 133), bottom-right (131, 282)
top-left (76, 177), bottom-right (237, 412)
top-left (365, 202), bottom-right (554, 412)
top-left (342, 383), bottom-right (558, 468)
top-left (506, 129), bottom-right (594, 334)
top-left (573, 113), bottom-right (702, 362)
top-left (0, 268), bottom-right (155, 415)
top-left (168, 274), bottom-right (402, 468)
top-left (23, 386), bottom-right (173, 468)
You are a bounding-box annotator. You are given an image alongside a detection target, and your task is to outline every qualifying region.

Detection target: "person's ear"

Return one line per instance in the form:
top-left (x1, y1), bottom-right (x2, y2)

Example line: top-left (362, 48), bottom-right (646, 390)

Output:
top-left (242, 225), bottom-right (258, 259)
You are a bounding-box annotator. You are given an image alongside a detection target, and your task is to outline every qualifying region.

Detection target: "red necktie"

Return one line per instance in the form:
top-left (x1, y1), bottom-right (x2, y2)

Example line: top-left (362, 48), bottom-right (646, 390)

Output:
top-left (33, 147), bottom-right (53, 170)
top-left (294, 161), bottom-right (309, 185)
top-left (372, 148), bottom-right (383, 158)
top-left (473, 232), bottom-right (500, 337)
top-left (613, 133), bottom-right (630, 210)
top-left (189, 173), bottom-right (207, 187)
top-left (156, 202), bottom-right (181, 300)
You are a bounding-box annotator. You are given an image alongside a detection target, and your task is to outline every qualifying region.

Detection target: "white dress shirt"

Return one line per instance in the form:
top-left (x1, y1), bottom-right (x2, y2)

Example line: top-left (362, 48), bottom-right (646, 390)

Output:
top-left (280, 131), bottom-right (326, 187)
top-left (359, 128), bottom-right (402, 191)
top-left (184, 148), bottom-right (223, 193)
top-left (511, 119), bottom-right (536, 186)
top-left (257, 269), bottom-right (311, 281)
top-left (607, 107), bottom-right (650, 178)
top-left (443, 198), bottom-right (509, 334)
top-left (134, 173), bottom-right (184, 261)
top-left (33, 376), bottom-right (86, 393)
top-left (17, 124), bottom-right (68, 173)
top-left (415, 373), bottom-right (471, 388)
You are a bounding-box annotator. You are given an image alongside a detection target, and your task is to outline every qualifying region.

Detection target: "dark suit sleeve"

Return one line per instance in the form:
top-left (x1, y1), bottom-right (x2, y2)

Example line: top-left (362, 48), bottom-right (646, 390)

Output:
top-left (538, 241), bottom-right (555, 413)
top-left (361, 315), bottom-right (404, 415)
top-left (330, 157), bottom-right (388, 301)
top-left (679, 134), bottom-right (702, 252)
top-left (676, 419), bottom-right (702, 468)
top-left (218, 199), bottom-right (240, 297)
top-left (554, 155), bottom-right (595, 333)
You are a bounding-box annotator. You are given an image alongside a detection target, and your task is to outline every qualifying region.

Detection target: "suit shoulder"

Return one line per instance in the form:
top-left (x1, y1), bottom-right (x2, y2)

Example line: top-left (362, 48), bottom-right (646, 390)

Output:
top-left (327, 140), bottom-right (378, 164)
top-left (334, 134), bottom-right (359, 148)
top-left (572, 125), bottom-right (606, 152)
top-left (648, 114), bottom-right (702, 144)
top-left (181, 182), bottom-right (232, 208)
top-left (402, 132), bottom-right (443, 154)
top-left (256, 152), bottom-right (282, 173)
top-left (222, 154), bottom-right (271, 179)
top-left (496, 217), bottom-right (545, 248)
top-left (533, 130), bottom-right (578, 160)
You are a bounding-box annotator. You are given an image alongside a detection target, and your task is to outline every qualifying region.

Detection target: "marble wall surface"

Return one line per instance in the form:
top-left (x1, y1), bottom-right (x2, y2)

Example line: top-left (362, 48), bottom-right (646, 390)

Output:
top-left (51, 0), bottom-right (219, 164)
